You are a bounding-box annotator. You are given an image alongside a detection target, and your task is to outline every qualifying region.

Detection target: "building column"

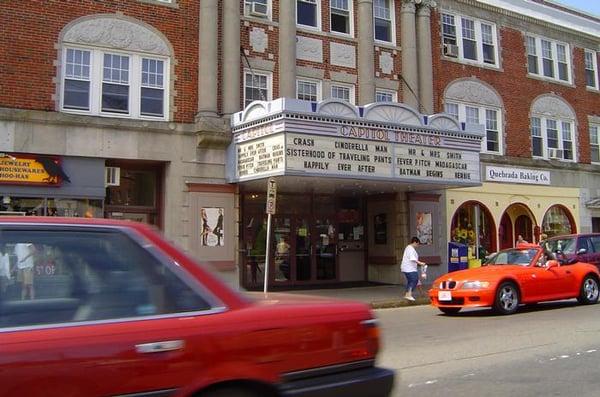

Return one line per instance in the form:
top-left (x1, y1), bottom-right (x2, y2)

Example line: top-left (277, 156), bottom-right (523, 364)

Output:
top-left (279, 0), bottom-right (297, 98)
top-left (401, 0), bottom-right (419, 110)
top-left (198, 0), bottom-right (219, 116)
top-left (417, 1), bottom-right (435, 114)
top-left (358, 0), bottom-right (375, 105)
top-left (222, 1), bottom-right (241, 116)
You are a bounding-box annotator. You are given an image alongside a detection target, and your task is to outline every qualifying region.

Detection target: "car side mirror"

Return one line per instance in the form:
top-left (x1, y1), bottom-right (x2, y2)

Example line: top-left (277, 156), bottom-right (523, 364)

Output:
top-left (578, 248), bottom-right (587, 255)
top-left (546, 260), bottom-right (560, 269)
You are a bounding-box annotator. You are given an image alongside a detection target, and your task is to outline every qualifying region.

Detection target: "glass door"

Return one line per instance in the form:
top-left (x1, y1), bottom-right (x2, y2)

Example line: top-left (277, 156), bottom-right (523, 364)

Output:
top-left (294, 217), bottom-right (312, 281)
top-left (314, 216), bottom-right (337, 280)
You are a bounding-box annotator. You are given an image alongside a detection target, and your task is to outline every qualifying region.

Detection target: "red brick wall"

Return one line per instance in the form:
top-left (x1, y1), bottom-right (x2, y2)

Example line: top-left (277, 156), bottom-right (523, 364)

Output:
top-left (0, 0), bottom-right (198, 123)
top-left (431, 9), bottom-right (600, 164)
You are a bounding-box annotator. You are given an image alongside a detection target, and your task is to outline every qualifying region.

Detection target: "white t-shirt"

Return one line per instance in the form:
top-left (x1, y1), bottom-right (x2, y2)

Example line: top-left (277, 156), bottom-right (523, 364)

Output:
top-left (15, 243), bottom-right (34, 270)
top-left (401, 244), bottom-right (419, 272)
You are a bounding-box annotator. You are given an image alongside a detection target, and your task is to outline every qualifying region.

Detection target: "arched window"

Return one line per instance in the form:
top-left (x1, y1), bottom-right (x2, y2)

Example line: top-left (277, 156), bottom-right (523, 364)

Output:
top-left (451, 201), bottom-right (496, 257)
top-left (444, 78), bottom-right (504, 155)
top-left (530, 95), bottom-right (576, 162)
top-left (59, 16), bottom-right (172, 121)
top-left (542, 205), bottom-right (576, 237)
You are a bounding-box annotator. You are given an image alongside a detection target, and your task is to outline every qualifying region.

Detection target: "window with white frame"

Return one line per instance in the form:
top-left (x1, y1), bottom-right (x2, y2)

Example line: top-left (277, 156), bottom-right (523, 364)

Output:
top-left (445, 102), bottom-right (502, 153)
top-left (441, 13), bottom-right (498, 67)
top-left (525, 35), bottom-right (572, 83)
top-left (296, 79), bottom-right (321, 101)
top-left (376, 89), bottom-right (397, 102)
top-left (330, 83), bottom-right (355, 103)
top-left (374, 0), bottom-right (394, 43)
top-left (591, 124), bottom-right (600, 163)
top-left (244, 70), bottom-right (271, 107)
top-left (585, 50), bottom-right (599, 90)
top-left (330, 0), bottom-right (352, 35)
top-left (244, 0), bottom-right (270, 19)
top-left (62, 47), bottom-right (168, 119)
top-left (297, 0), bottom-right (320, 29)
top-left (530, 116), bottom-right (576, 161)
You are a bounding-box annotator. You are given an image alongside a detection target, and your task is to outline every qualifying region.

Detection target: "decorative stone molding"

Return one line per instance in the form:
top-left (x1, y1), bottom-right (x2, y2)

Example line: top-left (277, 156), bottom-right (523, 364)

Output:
top-left (330, 71), bottom-right (357, 84)
top-left (444, 79), bottom-right (503, 108)
top-left (250, 27), bottom-right (268, 53)
top-left (379, 52), bottom-right (394, 75)
top-left (428, 114), bottom-right (461, 131)
top-left (363, 103), bottom-right (423, 126)
top-left (330, 42), bottom-right (356, 68)
top-left (401, 0), bottom-right (417, 13)
top-left (62, 16), bottom-right (170, 56)
top-left (296, 36), bottom-right (323, 63)
top-left (316, 100), bottom-right (360, 118)
top-left (531, 94), bottom-right (576, 120)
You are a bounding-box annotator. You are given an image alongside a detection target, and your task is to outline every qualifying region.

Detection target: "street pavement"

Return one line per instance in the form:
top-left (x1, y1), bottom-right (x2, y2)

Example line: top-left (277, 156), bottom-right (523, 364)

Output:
top-left (282, 283), bottom-right (433, 308)
top-left (377, 300), bottom-right (600, 397)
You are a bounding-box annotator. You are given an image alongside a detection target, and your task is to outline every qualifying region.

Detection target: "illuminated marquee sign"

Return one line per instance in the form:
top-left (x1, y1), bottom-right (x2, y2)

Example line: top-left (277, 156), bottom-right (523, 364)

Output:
top-left (0, 156), bottom-right (69, 185)
top-left (234, 133), bottom-right (479, 184)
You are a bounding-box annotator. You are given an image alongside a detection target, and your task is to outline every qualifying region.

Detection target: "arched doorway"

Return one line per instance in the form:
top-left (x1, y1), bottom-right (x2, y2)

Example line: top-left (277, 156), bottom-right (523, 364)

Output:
top-left (499, 213), bottom-right (513, 250)
top-left (542, 205), bottom-right (576, 237)
top-left (515, 214), bottom-right (534, 243)
top-left (450, 201), bottom-right (496, 258)
top-left (500, 203), bottom-right (537, 248)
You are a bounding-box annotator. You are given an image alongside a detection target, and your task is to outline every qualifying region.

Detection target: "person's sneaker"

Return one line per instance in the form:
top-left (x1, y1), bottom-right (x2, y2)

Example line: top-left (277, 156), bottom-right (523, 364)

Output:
top-left (405, 296), bottom-right (415, 301)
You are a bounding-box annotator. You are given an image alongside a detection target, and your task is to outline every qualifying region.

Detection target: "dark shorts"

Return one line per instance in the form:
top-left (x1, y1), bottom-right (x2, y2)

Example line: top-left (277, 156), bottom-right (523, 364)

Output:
top-left (403, 271), bottom-right (419, 291)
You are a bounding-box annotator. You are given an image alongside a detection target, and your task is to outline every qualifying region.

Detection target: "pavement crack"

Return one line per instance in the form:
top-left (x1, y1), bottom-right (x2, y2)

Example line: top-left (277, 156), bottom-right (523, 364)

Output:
top-left (400, 342), bottom-right (556, 370)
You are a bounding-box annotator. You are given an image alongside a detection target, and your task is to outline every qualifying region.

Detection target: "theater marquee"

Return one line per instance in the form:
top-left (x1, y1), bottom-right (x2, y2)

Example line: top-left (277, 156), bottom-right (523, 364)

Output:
top-left (227, 99), bottom-right (484, 187)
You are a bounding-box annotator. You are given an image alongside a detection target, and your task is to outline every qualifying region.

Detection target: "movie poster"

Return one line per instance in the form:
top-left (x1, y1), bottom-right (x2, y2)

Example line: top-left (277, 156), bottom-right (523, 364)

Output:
top-left (201, 207), bottom-right (224, 247)
top-left (416, 212), bottom-right (433, 245)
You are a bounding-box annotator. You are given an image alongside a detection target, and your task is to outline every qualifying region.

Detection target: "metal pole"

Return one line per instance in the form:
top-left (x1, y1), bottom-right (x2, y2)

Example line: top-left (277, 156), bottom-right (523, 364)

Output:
top-left (474, 204), bottom-right (481, 259)
top-left (263, 212), bottom-right (272, 294)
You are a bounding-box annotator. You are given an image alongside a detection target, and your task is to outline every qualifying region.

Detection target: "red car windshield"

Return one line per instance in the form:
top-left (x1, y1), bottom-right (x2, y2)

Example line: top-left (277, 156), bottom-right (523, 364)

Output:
top-left (485, 248), bottom-right (540, 266)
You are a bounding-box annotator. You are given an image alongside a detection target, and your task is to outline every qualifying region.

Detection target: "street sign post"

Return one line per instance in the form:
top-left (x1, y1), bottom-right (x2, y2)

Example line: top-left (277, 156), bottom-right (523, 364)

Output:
top-left (264, 178), bottom-right (277, 294)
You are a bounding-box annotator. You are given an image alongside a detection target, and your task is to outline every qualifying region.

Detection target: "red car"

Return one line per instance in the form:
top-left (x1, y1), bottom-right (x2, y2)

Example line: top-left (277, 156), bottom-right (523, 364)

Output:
top-left (429, 243), bottom-right (600, 315)
top-left (0, 217), bottom-right (394, 397)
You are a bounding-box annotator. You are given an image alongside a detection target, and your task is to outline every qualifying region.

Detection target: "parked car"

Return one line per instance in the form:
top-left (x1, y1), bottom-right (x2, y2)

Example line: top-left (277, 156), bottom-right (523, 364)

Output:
top-left (543, 233), bottom-right (600, 270)
top-left (0, 217), bottom-right (394, 397)
top-left (429, 243), bottom-right (600, 315)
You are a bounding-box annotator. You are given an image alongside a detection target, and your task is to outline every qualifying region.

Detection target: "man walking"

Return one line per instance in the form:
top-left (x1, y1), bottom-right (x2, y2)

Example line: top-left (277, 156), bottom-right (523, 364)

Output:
top-left (401, 237), bottom-right (426, 301)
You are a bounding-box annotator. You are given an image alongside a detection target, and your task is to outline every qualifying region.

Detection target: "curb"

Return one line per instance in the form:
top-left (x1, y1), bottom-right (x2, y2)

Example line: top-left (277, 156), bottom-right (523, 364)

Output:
top-left (371, 297), bottom-right (431, 309)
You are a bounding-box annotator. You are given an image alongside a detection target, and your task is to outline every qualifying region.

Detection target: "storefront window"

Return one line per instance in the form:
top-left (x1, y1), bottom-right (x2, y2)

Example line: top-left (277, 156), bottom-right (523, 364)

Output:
top-left (0, 197), bottom-right (102, 217)
top-left (451, 202), bottom-right (495, 258)
top-left (542, 205), bottom-right (574, 237)
top-left (106, 170), bottom-right (156, 206)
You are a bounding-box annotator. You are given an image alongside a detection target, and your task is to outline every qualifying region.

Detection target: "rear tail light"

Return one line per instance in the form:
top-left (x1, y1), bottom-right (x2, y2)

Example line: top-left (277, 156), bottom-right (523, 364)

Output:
top-left (361, 318), bottom-right (381, 357)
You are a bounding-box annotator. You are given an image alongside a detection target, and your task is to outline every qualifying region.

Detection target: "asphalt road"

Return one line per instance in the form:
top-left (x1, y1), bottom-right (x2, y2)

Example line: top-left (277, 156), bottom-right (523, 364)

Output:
top-left (376, 300), bottom-right (600, 397)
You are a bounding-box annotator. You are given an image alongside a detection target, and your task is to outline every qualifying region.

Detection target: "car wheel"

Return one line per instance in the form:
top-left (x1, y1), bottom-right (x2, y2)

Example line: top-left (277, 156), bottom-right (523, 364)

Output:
top-left (493, 282), bottom-right (519, 315)
top-left (577, 275), bottom-right (600, 305)
top-left (439, 307), bottom-right (461, 315)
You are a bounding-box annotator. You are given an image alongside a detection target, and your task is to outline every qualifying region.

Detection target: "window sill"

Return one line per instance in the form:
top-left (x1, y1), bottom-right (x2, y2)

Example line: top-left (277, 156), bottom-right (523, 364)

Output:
top-left (242, 15), bottom-right (276, 26)
top-left (61, 109), bottom-right (168, 123)
top-left (137, 0), bottom-right (179, 9)
top-left (586, 86), bottom-right (600, 93)
top-left (526, 73), bottom-right (573, 88)
top-left (441, 55), bottom-right (501, 71)
top-left (374, 40), bottom-right (399, 51)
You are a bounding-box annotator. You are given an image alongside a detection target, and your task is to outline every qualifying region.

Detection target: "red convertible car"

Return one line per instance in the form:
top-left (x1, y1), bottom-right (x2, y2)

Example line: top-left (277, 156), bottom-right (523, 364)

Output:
top-left (429, 243), bottom-right (600, 315)
top-left (0, 217), bottom-right (394, 397)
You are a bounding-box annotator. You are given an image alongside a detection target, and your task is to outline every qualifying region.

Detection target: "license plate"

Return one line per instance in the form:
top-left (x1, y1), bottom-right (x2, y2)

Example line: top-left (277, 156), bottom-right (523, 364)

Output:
top-left (438, 291), bottom-right (452, 301)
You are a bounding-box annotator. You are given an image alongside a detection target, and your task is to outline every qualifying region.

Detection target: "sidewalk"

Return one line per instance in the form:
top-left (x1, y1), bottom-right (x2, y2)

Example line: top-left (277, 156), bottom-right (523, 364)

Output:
top-left (283, 283), bottom-right (432, 309)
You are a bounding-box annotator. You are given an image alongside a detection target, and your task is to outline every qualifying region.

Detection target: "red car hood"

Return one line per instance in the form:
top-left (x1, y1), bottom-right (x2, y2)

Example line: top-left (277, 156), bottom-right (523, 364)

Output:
top-left (435, 265), bottom-right (524, 282)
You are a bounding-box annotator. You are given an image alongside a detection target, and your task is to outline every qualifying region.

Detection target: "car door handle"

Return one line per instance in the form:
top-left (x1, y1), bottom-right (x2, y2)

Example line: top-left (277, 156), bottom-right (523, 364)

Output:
top-left (135, 340), bottom-right (185, 354)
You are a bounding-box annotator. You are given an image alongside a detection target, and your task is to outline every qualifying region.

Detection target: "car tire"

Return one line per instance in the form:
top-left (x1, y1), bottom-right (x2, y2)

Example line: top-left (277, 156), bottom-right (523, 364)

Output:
top-left (493, 282), bottom-right (519, 315)
top-left (577, 275), bottom-right (600, 305)
top-left (439, 307), bottom-right (461, 315)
